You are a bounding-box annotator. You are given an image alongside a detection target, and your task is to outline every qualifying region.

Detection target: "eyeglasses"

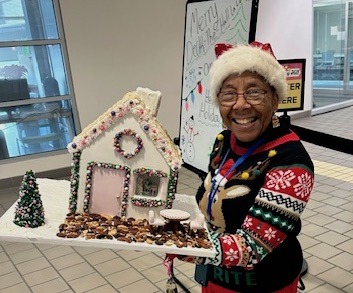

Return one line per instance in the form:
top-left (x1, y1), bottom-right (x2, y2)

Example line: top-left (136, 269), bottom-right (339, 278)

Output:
top-left (218, 88), bottom-right (268, 106)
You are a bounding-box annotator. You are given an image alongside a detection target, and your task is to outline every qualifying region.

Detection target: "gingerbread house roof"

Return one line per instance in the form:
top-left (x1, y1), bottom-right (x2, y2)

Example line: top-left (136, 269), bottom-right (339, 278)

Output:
top-left (67, 89), bottom-right (183, 171)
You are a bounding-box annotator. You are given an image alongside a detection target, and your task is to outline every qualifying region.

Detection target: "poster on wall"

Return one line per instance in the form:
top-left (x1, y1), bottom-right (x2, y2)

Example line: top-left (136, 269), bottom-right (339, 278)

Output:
top-left (178, 0), bottom-right (259, 174)
top-left (278, 59), bottom-right (306, 112)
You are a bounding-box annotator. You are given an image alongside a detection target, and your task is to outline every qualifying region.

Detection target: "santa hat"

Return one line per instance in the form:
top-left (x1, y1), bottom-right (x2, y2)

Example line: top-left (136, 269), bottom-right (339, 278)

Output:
top-left (209, 41), bottom-right (287, 103)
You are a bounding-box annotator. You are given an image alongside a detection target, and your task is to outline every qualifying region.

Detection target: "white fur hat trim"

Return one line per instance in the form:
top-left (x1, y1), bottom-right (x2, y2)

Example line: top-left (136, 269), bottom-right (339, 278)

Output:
top-left (210, 45), bottom-right (287, 103)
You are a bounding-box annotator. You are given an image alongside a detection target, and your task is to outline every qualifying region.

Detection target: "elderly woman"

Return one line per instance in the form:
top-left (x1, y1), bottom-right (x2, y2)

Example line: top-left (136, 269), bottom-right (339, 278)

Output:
top-left (168, 42), bottom-right (314, 293)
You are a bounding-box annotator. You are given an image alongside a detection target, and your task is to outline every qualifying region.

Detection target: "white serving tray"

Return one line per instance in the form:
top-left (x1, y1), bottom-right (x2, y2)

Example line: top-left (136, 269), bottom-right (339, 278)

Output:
top-left (0, 178), bottom-right (215, 258)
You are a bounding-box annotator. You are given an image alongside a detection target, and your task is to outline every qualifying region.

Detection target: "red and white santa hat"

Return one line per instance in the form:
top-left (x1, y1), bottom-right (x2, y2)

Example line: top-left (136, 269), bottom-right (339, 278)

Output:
top-left (209, 41), bottom-right (287, 103)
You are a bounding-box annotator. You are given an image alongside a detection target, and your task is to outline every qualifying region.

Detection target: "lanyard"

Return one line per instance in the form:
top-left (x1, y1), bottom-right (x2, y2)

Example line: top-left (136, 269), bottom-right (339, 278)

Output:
top-left (207, 137), bottom-right (265, 219)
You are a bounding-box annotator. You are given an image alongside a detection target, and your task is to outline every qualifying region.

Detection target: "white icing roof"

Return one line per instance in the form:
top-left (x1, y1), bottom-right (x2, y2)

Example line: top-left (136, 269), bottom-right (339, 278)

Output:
top-left (67, 89), bottom-right (183, 170)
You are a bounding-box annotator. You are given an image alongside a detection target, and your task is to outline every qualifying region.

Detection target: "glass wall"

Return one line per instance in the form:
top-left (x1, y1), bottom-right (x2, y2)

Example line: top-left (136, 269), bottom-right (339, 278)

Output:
top-left (313, 0), bottom-right (353, 108)
top-left (0, 0), bottom-right (79, 160)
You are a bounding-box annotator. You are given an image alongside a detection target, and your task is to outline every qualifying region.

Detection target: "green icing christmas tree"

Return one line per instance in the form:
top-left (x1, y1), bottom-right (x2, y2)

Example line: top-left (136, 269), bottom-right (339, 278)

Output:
top-left (13, 170), bottom-right (45, 228)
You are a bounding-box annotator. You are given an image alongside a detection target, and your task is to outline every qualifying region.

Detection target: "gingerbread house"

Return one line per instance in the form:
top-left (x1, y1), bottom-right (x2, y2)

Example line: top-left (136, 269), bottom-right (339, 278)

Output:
top-left (67, 88), bottom-right (183, 220)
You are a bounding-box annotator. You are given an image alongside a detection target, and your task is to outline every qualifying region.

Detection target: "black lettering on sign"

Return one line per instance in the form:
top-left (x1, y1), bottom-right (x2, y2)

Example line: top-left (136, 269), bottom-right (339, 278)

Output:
top-left (282, 96), bottom-right (298, 104)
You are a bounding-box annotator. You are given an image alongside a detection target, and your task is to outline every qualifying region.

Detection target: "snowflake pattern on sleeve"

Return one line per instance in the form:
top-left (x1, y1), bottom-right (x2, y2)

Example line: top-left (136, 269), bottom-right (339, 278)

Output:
top-left (262, 165), bottom-right (313, 211)
top-left (243, 164), bottom-right (314, 252)
top-left (266, 169), bottom-right (296, 190)
top-left (294, 172), bottom-right (313, 198)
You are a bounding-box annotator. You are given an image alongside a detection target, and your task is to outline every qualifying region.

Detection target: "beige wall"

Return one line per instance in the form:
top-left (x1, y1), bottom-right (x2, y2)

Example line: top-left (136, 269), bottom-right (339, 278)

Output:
top-left (256, 0), bottom-right (313, 114)
top-left (60, 0), bottom-right (185, 137)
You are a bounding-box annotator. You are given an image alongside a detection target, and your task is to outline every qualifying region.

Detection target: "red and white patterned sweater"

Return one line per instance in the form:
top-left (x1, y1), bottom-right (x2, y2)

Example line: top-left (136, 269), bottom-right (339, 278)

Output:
top-left (184, 125), bottom-right (314, 292)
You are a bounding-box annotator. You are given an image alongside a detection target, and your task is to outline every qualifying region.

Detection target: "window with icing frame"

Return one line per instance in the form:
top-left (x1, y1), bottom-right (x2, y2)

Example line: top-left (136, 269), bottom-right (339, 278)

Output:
top-left (131, 168), bottom-right (169, 207)
top-left (135, 173), bottom-right (161, 197)
top-left (0, 0), bottom-right (79, 159)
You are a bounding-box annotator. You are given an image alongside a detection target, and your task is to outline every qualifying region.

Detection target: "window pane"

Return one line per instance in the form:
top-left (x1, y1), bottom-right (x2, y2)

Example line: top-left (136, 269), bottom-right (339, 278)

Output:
top-left (0, 0), bottom-right (78, 161)
top-left (313, 1), bottom-right (353, 108)
top-left (313, 3), bottom-right (344, 92)
top-left (0, 101), bottom-right (76, 158)
top-left (0, 45), bottom-right (69, 99)
top-left (0, 0), bottom-right (58, 42)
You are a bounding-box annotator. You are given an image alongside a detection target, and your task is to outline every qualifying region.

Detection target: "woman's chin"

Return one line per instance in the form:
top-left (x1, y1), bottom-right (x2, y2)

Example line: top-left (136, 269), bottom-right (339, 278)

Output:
top-left (230, 122), bottom-right (261, 142)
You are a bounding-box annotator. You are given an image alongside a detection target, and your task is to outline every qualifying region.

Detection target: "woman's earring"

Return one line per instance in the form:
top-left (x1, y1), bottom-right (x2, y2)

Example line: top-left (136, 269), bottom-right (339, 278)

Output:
top-left (222, 122), bottom-right (228, 130)
top-left (272, 113), bottom-right (280, 128)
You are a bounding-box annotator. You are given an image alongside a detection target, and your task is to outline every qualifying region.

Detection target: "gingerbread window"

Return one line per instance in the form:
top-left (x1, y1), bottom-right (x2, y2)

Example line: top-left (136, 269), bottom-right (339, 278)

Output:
top-left (131, 168), bottom-right (168, 207)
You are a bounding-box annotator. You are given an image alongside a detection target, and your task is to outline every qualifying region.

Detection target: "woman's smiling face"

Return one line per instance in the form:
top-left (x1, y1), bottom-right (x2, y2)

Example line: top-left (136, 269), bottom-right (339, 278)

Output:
top-left (218, 71), bottom-right (279, 143)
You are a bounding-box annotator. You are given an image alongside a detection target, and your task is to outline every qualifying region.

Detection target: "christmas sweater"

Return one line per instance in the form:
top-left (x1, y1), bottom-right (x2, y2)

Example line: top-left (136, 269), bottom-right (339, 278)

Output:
top-left (185, 125), bottom-right (314, 292)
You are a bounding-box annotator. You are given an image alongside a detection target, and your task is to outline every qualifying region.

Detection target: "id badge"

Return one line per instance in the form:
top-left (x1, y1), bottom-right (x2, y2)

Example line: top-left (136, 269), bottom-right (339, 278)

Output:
top-left (194, 264), bottom-right (209, 286)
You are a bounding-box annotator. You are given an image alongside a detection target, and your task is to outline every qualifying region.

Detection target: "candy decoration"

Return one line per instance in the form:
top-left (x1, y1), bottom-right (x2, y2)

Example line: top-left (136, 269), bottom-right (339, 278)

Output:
top-left (131, 197), bottom-right (165, 207)
top-left (114, 129), bottom-right (144, 159)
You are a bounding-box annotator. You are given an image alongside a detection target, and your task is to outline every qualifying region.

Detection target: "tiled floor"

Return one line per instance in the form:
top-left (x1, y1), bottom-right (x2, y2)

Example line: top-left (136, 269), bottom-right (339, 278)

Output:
top-left (1, 109), bottom-right (353, 292)
top-left (292, 105), bottom-right (353, 141)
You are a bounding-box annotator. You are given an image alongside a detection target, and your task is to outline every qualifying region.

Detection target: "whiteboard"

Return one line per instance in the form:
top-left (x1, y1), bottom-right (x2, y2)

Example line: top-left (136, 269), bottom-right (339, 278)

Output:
top-left (179, 0), bottom-right (259, 174)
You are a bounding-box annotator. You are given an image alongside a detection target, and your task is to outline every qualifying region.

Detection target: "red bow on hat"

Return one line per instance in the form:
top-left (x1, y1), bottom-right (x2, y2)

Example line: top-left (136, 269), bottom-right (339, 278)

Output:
top-left (215, 41), bottom-right (276, 59)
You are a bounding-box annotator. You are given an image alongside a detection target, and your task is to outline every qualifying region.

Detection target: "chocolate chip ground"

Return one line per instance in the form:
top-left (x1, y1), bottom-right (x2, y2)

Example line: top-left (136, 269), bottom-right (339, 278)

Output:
top-left (56, 213), bottom-right (213, 250)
